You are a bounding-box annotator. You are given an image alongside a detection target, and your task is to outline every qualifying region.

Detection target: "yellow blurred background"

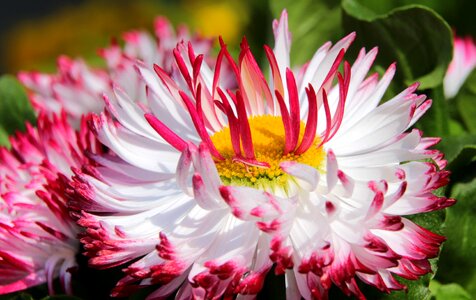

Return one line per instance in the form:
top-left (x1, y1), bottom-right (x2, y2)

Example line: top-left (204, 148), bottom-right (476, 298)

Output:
top-left (0, 0), bottom-right (269, 74)
top-left (3, 0), bottom-right (473, 76)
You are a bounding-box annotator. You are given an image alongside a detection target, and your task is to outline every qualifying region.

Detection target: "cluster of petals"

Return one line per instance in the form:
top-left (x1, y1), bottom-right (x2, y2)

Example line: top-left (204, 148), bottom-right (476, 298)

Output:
top-left (443, 35), bottom-right (476, 99)
top-left (71, 10), bottom-right (454, 300)
top-left (18, 16), bottom-right (213, 127)
top-left (0, 112), bottom-right (99, 295)
top-left (2, 16), bottom-right (210, 297)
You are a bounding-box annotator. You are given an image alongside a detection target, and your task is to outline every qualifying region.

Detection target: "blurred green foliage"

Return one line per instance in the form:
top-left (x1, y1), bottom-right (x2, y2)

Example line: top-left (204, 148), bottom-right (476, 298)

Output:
top-left (430, 281), bottom-right (473, 300)
top-left (0, 75), bottom-right (36, 146)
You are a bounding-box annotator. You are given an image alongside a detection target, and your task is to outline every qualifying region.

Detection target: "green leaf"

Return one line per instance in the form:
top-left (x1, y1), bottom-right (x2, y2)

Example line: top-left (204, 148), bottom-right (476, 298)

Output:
top-left (436, 174), bottom-right (476, 296)
top-left (448, 118), bottom-right (466, 137)
top-left (270, 0), bottom-right (342, 65)
top-left (416, 85), bottom-right (450, 137)
top-left (436, 134), bottom-right (476, 172)
top-left (0, 126), bottom-right (9, 146)
top-left (455, 72), bottom-right (476, 134)
top-left (342, 0), bottom-right (453, 90)
top-left (467, 70), bottom-right (476, 95)
top-left (0, 75), bottom-right (36, 146)
top-left (430, 281), bottom-right (472, 300)
top-left (457, 93), bottom-right (476, 134)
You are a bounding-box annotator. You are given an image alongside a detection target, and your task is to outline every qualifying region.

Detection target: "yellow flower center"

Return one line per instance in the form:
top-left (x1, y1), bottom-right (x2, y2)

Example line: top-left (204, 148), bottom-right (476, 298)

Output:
top-left (210, 115), bottom-right (326, 189)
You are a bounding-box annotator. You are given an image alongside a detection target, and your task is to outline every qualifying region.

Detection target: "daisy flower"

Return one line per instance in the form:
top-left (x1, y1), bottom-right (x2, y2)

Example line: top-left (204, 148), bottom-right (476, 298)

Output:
top-left (72, 10), bottom-right (454, 299)
top-left (18, 56), bottom-right (109, 127)
top-left (443, 35), bottom-right (476, 99)
top-left (0, 112), bottom-right (98, 295)
top-left (18, 16), bottom-right (212, 126)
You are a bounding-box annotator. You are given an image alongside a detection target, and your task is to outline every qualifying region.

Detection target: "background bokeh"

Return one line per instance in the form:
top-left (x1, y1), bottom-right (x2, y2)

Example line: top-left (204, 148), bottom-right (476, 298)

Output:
top-left (0, 0), bottom-right (271, 75)
top-left (1, 0), bottom-right (475, 76)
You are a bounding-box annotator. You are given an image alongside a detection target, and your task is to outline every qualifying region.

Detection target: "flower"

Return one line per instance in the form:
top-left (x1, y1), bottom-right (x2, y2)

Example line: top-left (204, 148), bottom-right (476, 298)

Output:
top-left (0, 112), bottom-right (98, 295)
top-left (71, 10), bottom-right (454, 299)
top-left (18, 16), bottom-right (212, 127)
top-left (18, 57), bottom-right (109, 127)
top-left (443, 35), bottom-right (476, 99)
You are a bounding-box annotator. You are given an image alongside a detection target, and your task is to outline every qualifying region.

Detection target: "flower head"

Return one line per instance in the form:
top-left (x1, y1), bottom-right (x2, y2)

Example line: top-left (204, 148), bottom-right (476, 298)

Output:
top-left (19, 17), bottom-right (212, 126)
top-left (18, 56), bottom-right (109, 127)
top-left (72, 10), bottom-right (454, 299)
top-left (0, 112), bottom-right (98, 295)
top-left (444, 35), bottom-right (476, 99)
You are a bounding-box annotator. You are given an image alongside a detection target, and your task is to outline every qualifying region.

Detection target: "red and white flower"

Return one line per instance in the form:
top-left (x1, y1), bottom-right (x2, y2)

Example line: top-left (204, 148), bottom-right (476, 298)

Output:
top-left (18, 56), bottom-right (109, 127)
top-left (18, 17), bottom-right (212, 126)
top-left (72, 10), bottom-right (454, 299)
top-left (0, 112), bottom-right (98, 295)
top-left (444, 35), bottom-right (476, 99)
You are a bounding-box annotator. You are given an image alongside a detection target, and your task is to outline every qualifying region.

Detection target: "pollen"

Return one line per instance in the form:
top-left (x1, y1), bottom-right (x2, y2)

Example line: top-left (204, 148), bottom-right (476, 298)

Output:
top-left (211, 115), bottom-right (325, 188)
